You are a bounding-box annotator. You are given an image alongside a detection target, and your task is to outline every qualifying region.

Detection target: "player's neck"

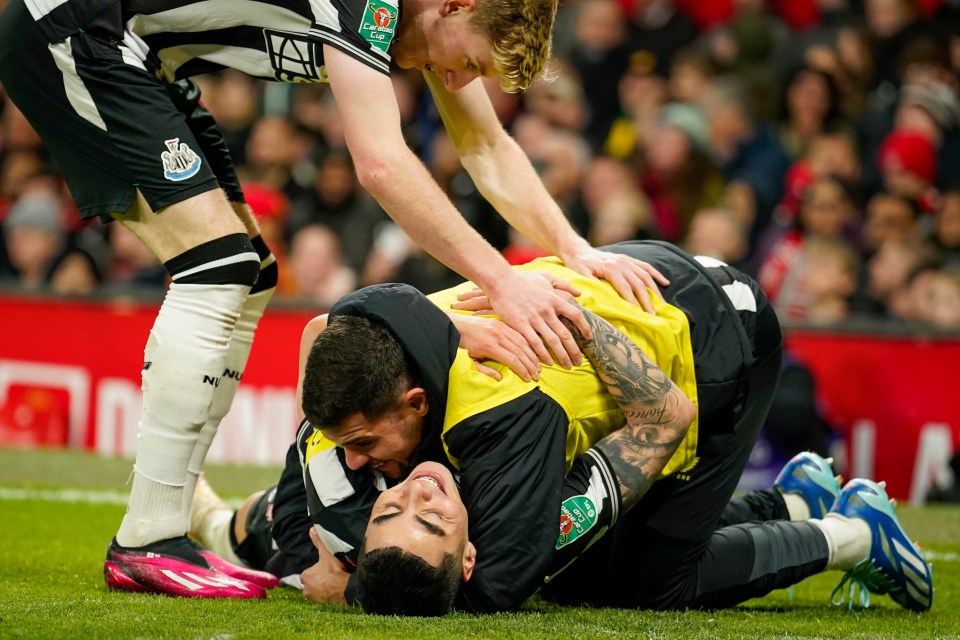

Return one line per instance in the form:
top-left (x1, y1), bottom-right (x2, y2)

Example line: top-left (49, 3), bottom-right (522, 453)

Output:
top-left (393, 1), bottom-right (433, 67)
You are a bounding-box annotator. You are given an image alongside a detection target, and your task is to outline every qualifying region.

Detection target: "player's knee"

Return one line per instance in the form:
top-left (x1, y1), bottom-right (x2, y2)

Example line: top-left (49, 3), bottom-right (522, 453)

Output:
top-left (164, 233), bottom-right (260, 288)
top-left (235, 490), bottom-right (266, 545)
top-left (249, 236), bottom-right (278, 295)
top-left (140, 234), bottom-right (259, 430)
top-left (253, 258), bottom-right (278, 293)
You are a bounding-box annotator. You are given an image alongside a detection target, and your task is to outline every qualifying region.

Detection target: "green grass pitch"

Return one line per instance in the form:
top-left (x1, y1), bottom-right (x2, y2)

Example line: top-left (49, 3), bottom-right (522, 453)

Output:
top-left (1, 448), bottom-right (958, 640)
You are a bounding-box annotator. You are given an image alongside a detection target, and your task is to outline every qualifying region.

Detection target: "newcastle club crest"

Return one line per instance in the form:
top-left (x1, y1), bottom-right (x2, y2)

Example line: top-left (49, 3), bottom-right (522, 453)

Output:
top-left (161, 138), bottom-right (202, 182)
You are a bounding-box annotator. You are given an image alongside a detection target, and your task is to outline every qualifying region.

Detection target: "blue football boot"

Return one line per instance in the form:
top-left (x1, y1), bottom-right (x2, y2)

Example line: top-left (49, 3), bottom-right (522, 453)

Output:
top-left (829, 478), bottom-right (933, 612)
top-left (774, 452), bottom-right (842, 519)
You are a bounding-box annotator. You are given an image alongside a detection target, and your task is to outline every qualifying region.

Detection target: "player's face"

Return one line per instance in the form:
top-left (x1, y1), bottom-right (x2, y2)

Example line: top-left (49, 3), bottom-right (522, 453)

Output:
top-left (320, 401), bottom-right (425, 479)
top-left (394, 6), bottom-right (496, 91)
top-left (364, 462), bottom-right (475, 572)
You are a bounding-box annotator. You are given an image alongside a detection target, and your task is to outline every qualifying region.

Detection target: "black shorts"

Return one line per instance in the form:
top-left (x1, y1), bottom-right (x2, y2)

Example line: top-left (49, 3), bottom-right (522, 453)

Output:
top-left (0, 0), bottom-right (243, 222)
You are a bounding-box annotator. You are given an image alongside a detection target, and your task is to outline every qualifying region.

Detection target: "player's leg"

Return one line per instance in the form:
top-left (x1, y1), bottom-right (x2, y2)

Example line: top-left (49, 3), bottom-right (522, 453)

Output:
top-left (653, 477), bottom-right (932, 611)
top-left (192, 443), bottom-right (327, 587)
top-left (190, 476), bottom-right (253, 566)
top-left (0, 4), bottom-right (264, 597)
top-left (721, 451), bottom-right (842, 525)
top-left (106, 189), bottom-right (263, 594)
top-left (548, 483), bottom-right (922, 612)
top-left (612, 520), bottom-right (830, 609)
top-left (186, 204), bottom-right (275, 497)
top-left (188, 477), bottom-right (280, 588)
top-left (827, 478), bottom-right (932, 611)
top-left (114, 81), bottom-right (280, 597)
top-left (168, 79), bottom-right (279, 532)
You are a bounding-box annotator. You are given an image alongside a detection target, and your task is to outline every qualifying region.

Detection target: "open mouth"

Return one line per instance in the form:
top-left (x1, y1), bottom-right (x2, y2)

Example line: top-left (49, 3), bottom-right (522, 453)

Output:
top-left (410, 471), bottom-right (446, 494)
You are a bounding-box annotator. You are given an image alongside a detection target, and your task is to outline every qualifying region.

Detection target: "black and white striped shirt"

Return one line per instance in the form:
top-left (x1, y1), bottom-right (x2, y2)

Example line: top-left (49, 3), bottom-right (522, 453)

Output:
top-left (25, 0), bottom-right (398, 79)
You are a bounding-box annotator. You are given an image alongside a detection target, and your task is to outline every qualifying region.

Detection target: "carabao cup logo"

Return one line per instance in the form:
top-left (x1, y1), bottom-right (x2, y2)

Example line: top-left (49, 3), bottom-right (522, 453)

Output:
top-left (372, 5), bottom-right (395, 28)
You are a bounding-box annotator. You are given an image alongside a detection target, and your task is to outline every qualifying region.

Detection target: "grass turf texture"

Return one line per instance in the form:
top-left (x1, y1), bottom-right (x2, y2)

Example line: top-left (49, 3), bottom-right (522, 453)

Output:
top-left (1, 448), bottom-right (958, 640)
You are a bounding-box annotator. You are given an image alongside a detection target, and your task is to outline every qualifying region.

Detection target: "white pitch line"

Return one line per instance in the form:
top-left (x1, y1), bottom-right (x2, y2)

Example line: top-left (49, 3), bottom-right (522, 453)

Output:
top-left (0, 486), bottom-right (129, 505)
top-left (0, 486), bottom-right (243, 508)
top-left (923, 550), bottom-right (960, 563)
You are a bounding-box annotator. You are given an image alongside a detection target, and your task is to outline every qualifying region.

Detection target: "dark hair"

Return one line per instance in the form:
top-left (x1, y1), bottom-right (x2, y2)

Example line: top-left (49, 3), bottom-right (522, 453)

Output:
top-left (300, 315), bottom-right (418, 427)
top-left (780, 65), bottom-right (841, 127)
top-left (811, 174), bottom-right (855, 204)
top-left (793, 174), bottom-right (858, 233)
top-left (869, 191), bottom-right (921, 219)
top-left (44, 245), bottom-right (102, 285)
top-left (671, 46), bottom-right (718, 77)
top-left (355, 546), bottom-right (461, 617)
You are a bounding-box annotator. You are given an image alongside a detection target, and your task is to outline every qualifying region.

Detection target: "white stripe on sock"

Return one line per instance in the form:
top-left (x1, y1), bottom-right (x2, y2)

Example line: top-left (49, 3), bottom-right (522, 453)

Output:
top-left (171, 252), bottom-right (260, 281)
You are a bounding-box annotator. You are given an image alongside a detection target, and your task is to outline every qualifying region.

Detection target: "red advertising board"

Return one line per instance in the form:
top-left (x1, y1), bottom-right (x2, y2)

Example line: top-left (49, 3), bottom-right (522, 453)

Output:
top-left (787, 330), bottom-right (960, 503)
top-left (1, 293), bottom-right (957, 501)
top-left (0, 294), bottom-right (314, 465)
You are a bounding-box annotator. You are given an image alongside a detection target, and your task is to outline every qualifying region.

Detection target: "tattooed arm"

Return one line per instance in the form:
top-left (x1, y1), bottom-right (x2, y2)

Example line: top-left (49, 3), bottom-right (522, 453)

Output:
top-left (561, 306), bottom-right (696, 510)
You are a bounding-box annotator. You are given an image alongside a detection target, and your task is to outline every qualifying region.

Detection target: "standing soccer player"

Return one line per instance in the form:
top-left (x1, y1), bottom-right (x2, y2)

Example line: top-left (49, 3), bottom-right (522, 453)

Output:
top-left (0, 0), bottom-right (666, 598)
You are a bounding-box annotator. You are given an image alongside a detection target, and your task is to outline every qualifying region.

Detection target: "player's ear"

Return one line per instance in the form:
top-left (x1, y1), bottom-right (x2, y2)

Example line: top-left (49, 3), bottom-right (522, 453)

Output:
top-left (439, 0), bottom-right (477, 17)
top-left (404, 387), bottom-right (429, 417)
top-left (461, 541), bottom-right (477, 582)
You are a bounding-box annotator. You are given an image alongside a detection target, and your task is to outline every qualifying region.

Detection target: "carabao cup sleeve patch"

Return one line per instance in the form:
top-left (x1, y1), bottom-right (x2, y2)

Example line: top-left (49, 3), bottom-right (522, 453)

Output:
top-left (556, 495), bottom-right (598, 550)
top-left (358, 0), bottom-right (398, 54)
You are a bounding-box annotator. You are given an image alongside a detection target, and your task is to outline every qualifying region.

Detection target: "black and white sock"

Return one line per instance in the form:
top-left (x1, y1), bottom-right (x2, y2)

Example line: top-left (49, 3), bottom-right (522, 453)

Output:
top-left (116, 233), bottom-right (259, 548)
top-left (182, 236), bottom-right (278, 535)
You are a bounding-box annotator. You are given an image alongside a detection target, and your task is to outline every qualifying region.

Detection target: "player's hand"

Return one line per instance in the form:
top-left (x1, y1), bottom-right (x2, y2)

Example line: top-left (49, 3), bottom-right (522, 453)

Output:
top-left (301, 526), bottom-right (349, 604)
top-left (563, 248), bottom-right (670, 314)
top-left (454, 271), bottom-right (580, 312)
top-left (455, 271), bottom-right (589, 369)
top-left (447, 313), bottom-right (541, 381)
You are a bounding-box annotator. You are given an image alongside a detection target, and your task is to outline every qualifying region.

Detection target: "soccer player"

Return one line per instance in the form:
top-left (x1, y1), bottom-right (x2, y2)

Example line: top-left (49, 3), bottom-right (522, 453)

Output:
top-left (0, 0), bottom-right (665, 598)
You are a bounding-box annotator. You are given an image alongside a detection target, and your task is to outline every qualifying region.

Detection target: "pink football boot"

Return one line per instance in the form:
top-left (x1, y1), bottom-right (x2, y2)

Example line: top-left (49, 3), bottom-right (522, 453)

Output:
top-left (104, 537), bottom-right (266, 599)
top-left (192, 545), bottom-right (280, 590)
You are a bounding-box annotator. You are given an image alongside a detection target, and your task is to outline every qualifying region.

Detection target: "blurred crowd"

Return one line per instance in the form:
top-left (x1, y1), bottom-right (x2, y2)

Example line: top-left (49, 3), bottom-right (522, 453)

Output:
top-left (1, 0), bottom-right (960, 330)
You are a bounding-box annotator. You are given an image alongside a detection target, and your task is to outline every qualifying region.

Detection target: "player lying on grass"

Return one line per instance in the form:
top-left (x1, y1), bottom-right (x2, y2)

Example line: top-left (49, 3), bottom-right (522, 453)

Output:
top-left (193, 241), bottom-right (933, 613)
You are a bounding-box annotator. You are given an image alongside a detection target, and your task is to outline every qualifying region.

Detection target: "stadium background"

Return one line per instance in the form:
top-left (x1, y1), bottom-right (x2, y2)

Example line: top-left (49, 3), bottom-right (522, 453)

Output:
top-left (1, 0), bottom-right (959, 504)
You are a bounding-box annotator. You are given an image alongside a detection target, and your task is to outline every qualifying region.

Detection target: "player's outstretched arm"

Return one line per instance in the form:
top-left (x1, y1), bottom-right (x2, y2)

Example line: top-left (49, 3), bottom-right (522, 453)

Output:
top-left (562, 308), bottom-right (695, 510)
top-left (323, 46), bottom-right (591, 368)
top-left (427, 75), bottom-right (669, 312)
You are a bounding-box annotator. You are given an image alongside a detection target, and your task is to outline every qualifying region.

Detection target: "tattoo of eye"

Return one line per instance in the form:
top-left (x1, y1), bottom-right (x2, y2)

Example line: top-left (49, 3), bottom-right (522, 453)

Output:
top-left (597, 414), bottom-right (687, 508)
